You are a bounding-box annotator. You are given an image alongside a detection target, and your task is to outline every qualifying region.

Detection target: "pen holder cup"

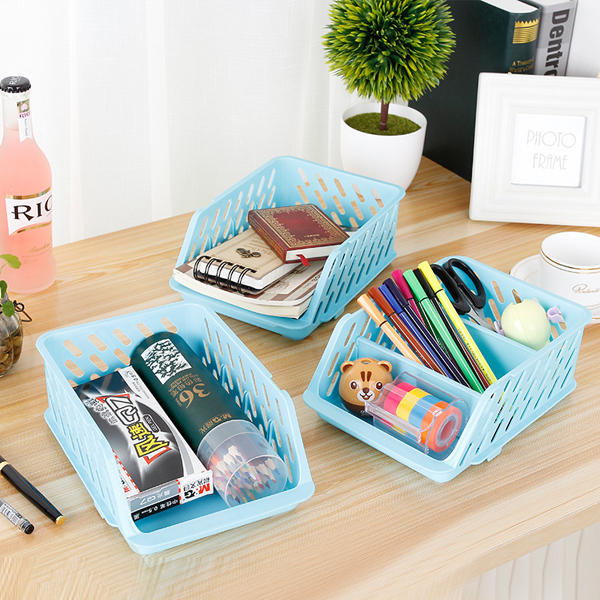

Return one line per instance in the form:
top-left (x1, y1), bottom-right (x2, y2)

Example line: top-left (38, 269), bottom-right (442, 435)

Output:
top-left (170, 156), bottom-right (404, 339)
top-left (198, 420), bottom-right (289, 506)
top-left (364, 378), bottom-right (469, 460)
top-left (304, 256), bottom-right (591, 482)
top-left (36, 302), bottom-right (314, 554)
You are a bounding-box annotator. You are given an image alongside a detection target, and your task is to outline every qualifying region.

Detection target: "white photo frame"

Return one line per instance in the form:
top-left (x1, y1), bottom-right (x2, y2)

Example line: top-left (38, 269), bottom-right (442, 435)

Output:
top-left (469, 73), bottom-right (600, 226)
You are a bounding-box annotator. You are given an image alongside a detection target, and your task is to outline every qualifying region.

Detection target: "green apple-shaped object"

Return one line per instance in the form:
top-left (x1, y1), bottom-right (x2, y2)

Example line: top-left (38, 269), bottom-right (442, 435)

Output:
top-left (501, 299), bottom-right (551, 350)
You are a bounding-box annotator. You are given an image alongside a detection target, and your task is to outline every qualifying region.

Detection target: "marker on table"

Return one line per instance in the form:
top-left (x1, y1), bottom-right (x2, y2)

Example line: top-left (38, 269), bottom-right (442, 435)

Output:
top-left (404, 270), bottom-right (485, 393)
top-left (0, 496), bottom-right (34, 534)
top-left (418, 261), bottom-right (496, 386)
top-left (0, 455), bottom-right (65, 525)
top-left (357, 294), bottom-right (422, 365)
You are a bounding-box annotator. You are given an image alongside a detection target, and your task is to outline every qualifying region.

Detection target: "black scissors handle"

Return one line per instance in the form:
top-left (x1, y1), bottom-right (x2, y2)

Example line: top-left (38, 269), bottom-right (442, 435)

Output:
top-left (430, 263), bottom-right (471, 315)
top-left (443, 258), bottom-right (487, 310)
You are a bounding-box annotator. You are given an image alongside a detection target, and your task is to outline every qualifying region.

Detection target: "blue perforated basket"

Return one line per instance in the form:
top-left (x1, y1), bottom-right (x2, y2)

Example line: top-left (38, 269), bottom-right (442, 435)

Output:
top-left (304, 256), bottom-right (591, 482)
top-left (36, 302), bottom-right (314, 554)
top-left (170, 156), bottom-right (404, 339)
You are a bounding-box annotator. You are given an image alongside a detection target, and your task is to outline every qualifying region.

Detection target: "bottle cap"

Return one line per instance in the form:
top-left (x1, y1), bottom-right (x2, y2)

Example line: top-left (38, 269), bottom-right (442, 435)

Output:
top-left (0, 76), bottom-right (31, 94)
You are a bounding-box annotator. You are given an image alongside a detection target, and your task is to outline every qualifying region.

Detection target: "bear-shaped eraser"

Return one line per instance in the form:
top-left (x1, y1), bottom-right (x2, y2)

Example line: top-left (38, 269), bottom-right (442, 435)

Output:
top-left (338, 357), bottom-right (393, 415)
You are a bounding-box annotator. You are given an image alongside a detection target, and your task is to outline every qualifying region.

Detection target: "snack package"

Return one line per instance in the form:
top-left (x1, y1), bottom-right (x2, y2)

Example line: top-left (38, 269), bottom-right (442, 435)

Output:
top-left (74, 366), bottom-right (213, 521)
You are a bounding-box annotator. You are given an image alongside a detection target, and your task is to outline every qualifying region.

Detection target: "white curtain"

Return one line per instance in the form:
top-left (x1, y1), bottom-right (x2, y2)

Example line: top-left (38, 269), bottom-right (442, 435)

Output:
top-left (0, 0), bottom-right (357, 245)
top-left (2, 0), bottom-right (598, 246)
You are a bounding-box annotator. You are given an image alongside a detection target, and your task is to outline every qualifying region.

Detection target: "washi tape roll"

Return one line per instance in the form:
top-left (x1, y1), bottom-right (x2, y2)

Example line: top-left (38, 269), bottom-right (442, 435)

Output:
top-left (382, 382), bottom-right (462, 453)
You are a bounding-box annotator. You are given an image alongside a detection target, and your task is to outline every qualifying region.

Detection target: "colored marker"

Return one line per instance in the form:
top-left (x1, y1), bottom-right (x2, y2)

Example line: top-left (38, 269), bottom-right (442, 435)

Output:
top-left (379, 279), bottom-right (460, 385)
top-left (416, 271), bottom-right (489, 390)
top-left (368, 287), bottom-right (442, 374)
top-left (404, 270), bottom-right (484, 393)
top-left (418, 261), bottom-right (496, 385)
top-left (0, 496), bottom-right (34, 534)
top-left (381, 279), bottom-right (468, 386)
top-left (357, 295), bottom-right (422, 365)
top-left (392, 269), bottom-right (424, 322)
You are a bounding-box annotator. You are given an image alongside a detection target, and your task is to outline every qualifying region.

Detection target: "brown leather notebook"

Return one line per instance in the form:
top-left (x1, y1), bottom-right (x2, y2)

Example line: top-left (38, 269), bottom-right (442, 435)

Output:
top-left (247, 204), bottom-right (348, 264)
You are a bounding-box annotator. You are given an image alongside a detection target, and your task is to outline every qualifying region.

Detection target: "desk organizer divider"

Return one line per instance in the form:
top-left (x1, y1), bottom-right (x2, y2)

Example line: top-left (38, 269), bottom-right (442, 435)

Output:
top-left (170, 156), bottom-right (404, 340)
top-left (304, 256), bottom-right (591, 482)
top-left (36, 301), bottom-right (314, 554)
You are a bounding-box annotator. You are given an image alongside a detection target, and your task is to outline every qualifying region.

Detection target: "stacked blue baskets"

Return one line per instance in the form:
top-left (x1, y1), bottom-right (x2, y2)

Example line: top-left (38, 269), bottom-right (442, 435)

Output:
top-left (304, 256), bottom-right (591, 482)
top-left (171, 156), bottom-right (404, 339)
top-left (37, 302), bottom-right (314, 554)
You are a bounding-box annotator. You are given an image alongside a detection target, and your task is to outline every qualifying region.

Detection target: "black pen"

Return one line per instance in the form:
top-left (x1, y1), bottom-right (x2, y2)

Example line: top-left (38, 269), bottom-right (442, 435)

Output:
top-left (0, 455), bottom-right (65, 525)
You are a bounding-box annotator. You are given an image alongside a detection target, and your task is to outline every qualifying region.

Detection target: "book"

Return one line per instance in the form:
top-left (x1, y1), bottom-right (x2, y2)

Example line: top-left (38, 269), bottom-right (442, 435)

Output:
top-left (247, 204), bottom-right (348, 264)
top-left (173, 259), bottom-right (325, 319)
top-left (410, 0), bottom-right (540, 181)
top-left (520, 0), bottom-right (577, 75)
top-left (189, 227), bottom-right (297, 290)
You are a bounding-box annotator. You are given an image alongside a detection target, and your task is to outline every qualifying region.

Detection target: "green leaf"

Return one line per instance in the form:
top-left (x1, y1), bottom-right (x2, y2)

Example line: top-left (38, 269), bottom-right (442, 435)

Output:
top-left (0, 281), bottom-right (6, 297)
top-left (0, 254), bottom-right (21, 269)
top-left (323, 0), bottom-right (455, 103)
top-left (2, 301), bottom-right (15, 318)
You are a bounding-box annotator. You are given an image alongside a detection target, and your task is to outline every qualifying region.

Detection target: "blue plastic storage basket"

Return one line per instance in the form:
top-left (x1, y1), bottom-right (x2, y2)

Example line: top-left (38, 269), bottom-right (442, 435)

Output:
top-left (304, 256), bottom-right (591, 482)
top-left (36, 302), bottom-right (314, 554)
top-left (170, 156), bottom-right (404, 339)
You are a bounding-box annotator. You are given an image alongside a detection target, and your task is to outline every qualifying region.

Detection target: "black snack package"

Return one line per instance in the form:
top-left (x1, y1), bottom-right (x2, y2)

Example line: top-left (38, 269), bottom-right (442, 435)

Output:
top-left (74, 366), bottom-right (213, 521)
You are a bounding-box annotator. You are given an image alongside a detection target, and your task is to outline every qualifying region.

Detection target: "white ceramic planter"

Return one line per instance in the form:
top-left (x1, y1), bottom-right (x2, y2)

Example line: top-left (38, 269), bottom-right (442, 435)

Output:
top-left (340, 102), bottom-right (427, 190)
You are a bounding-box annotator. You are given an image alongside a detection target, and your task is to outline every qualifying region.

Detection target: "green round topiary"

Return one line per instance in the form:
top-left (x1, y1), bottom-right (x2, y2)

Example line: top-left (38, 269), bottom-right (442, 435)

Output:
top-left (324, 0), bottom-right (455, 131)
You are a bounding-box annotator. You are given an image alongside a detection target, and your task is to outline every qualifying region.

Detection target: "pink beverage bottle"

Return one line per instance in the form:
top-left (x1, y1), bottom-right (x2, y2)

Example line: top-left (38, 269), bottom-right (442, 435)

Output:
top-left (0, 76), bottom-right (55, 293)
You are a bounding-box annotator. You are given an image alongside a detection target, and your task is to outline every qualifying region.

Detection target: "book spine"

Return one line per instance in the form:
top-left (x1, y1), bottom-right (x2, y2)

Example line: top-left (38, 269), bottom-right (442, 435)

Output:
top-left (247, 211), bottom-right (288, 263)
top-left (505, 8), bottom-right (541, 74)
top-left (529, 1), bottom-right (577, 76)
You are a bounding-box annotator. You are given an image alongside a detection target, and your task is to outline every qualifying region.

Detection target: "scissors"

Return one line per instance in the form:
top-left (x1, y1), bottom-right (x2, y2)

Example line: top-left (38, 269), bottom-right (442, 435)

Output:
top-left (430, 258), bottom-right (494, 330)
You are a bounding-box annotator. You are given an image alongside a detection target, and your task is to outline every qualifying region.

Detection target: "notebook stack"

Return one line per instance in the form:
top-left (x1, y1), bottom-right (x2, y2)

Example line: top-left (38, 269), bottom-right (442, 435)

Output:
top-left (173, 204), bottom-right (349, 319)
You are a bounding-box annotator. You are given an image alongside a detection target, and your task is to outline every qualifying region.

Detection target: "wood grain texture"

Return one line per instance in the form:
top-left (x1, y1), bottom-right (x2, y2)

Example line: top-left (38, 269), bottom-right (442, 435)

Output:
top-left (0, 158), bottom-right (598, 600)
top-left (463, 521), bottom-right (600, 600)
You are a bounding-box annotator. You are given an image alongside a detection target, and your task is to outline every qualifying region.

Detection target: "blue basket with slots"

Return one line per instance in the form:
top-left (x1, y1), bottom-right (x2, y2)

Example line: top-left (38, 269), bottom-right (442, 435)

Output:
top-left (36, 302), bottom-right (314, 554)
top-left (303, 256), bottom-right (591, 482)
top-left (170, 156), bottom-right (404, 339)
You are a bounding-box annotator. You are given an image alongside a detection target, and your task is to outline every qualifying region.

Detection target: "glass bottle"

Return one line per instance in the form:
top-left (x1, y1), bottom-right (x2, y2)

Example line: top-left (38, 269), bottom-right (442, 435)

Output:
top-left (0, 76), bottom-right (55, 293)
top-left (0, 295), bottom-right (22, 376)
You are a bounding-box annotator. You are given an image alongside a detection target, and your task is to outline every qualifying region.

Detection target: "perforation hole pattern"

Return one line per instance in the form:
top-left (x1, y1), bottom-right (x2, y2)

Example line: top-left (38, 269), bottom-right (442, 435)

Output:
top-left (313, 256), bottom-right (588, 476)
top-left (42, 303), bottom-right (309, 528)
top-left (174, 157), bottom-right (401, 332)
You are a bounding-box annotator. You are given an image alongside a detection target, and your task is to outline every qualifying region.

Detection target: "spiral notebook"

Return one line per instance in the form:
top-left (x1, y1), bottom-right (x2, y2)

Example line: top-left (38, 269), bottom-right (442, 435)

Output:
top-left (172, 259), bottom-right (324, 318)
top-left (184, 228), bottom-right (297, 291)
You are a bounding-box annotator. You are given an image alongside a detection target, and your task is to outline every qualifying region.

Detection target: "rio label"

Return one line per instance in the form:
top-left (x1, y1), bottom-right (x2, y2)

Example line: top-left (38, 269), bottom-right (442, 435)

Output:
top-left (5, 188), bottom-right (52, 235)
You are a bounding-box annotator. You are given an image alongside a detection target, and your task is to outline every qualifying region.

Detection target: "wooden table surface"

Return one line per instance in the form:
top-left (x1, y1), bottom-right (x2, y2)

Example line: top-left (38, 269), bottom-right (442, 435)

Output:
top-left (0, 158), bottom-right (598, 600)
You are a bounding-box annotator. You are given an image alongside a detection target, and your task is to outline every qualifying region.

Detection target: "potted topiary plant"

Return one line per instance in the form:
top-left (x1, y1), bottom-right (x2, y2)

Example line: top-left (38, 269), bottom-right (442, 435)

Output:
top-left (0, 254), bottom-right (24, 376)
top-left (324, 0), bottom-right (455, 189)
